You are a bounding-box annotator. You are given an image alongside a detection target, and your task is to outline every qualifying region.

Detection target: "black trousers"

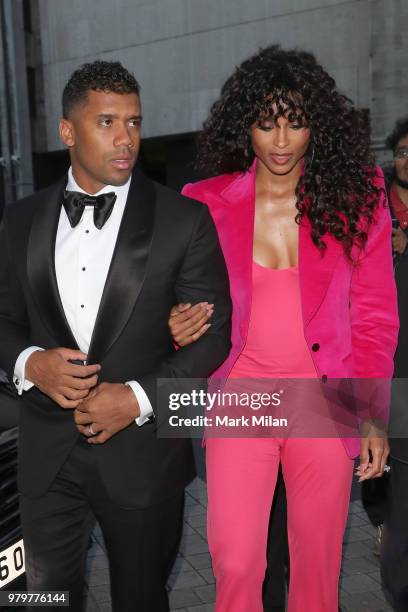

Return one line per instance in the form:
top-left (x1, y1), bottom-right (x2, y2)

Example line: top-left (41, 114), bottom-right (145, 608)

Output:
top-left (361, 474), bottom-right (389, 527)
top-left (19, 437), bottom-right (184, 612)
top-left (381, 457), bottom-right (408, 611)
top-left (262, 465), bottom-right (289, 612)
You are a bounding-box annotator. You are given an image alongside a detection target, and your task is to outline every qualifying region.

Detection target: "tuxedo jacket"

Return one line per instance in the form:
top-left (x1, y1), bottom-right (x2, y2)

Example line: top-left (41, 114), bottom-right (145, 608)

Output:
top-left (0, 167), bottom-right (232, 506)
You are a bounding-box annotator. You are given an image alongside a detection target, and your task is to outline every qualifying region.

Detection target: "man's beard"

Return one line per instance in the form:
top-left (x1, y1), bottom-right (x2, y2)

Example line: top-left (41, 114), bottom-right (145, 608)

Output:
top-left (395, 175), bottom-right (408, 190)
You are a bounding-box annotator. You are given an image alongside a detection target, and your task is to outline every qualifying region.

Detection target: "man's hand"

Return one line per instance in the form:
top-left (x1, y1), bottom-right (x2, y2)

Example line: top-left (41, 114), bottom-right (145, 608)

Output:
top-left (168, 302), bottom-right (213, 347)
top-left (392, 227), bottom-right (408, 254)
top-left (26, 348), bottom-right (101, 409)
top-left (355, 421), bottom-right (390, 481)
top-left (74, 382), bottom-right (140, 444)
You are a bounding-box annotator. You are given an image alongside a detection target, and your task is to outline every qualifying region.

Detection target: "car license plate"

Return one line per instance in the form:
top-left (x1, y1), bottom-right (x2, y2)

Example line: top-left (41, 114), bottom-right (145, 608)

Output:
top-left (0, 539), bottom-right (25, 588)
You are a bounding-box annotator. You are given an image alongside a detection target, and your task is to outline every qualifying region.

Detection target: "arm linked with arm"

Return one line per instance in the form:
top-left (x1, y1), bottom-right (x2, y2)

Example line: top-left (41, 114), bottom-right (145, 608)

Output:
top-left (138, 203), bottom-right (232, 411)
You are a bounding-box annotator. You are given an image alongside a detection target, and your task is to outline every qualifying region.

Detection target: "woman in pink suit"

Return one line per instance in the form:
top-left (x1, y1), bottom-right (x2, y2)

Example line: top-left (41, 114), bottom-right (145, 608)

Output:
top-left (171, 46), bottom-right (398, 612)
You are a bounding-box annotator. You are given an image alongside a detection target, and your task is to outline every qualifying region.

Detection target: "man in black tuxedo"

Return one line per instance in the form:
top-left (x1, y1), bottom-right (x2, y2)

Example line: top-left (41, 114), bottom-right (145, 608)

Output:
top-left (0, 61), bottom-right (231, 611)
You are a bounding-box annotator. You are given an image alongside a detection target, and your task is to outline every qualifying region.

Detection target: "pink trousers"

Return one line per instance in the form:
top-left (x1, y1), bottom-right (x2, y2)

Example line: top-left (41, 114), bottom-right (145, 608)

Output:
top-left (206, 437), bottom-right (353, 612)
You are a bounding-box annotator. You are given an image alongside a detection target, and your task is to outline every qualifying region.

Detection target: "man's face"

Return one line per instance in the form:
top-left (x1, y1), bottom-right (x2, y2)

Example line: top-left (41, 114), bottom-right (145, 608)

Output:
top-left (59, 90), bottom-right (142, 193)
top-left (394, 134), bottom-right (408, 186)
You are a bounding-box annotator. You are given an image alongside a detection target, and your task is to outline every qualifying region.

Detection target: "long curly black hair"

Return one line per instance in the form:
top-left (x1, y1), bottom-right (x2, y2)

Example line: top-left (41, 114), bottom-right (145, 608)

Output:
top-left (198, 45), bottom-right (381, 254)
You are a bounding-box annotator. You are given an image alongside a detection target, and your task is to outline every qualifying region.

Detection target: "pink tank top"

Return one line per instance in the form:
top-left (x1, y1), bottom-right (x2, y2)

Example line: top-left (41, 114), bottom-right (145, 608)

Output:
top-left (229, 261), bottom-right (317, 378)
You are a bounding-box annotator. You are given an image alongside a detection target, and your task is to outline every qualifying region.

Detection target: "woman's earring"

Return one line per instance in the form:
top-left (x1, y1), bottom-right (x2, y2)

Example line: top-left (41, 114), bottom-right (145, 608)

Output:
top-left (309, 143), bottom-right (315, 166)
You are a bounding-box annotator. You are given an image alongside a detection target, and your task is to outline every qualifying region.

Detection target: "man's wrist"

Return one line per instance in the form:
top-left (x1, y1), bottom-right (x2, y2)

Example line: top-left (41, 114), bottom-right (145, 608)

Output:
top-left (123, 383), bottom-right (141, 419)
top-left (124, 381), bottom-right (154, 425)
top-left (25, 350), bottom-right (42, 385)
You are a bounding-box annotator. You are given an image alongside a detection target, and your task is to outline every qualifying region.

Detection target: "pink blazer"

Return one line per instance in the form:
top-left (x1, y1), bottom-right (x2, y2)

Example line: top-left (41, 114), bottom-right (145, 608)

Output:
top-left (182, 162), bottom-right (399, 458)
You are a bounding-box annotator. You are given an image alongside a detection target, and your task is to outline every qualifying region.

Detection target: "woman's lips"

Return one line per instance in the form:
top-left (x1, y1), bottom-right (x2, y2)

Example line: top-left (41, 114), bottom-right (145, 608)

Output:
top-left (269, 154), bottom-right (293, 165)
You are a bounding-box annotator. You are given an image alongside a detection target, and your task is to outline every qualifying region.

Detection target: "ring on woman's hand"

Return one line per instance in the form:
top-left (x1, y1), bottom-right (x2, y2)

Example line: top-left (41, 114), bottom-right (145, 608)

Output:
top-left (88, 424), bottom-right (96, 436)
top-left (383, 464), bottom-right (391, 472)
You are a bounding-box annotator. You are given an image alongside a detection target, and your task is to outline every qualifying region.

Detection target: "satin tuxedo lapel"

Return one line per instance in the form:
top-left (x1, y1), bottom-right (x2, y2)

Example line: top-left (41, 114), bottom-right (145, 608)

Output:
top-left (298, 217), bottom-right (343, 326)
top-left (87, 168), bottom-right (155, 364)
top-left (27, 176), bottom-right (79, 349)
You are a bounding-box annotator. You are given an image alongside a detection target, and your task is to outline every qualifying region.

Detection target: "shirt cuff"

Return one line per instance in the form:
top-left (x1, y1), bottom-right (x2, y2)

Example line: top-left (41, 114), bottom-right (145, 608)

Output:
top-left (125, 380), bottom-right (154, 426)
top-left (13, 346), bottom-right (44, 395)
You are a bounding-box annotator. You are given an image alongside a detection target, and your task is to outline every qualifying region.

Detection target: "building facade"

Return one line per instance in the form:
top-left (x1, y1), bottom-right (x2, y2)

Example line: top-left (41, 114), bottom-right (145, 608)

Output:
top-left (1, 0), bottom-right (407, 202)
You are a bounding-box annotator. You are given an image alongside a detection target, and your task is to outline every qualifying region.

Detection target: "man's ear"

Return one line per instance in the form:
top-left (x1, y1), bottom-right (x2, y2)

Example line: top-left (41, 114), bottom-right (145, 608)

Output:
top-left (59, 118), bottom-right (75, 148)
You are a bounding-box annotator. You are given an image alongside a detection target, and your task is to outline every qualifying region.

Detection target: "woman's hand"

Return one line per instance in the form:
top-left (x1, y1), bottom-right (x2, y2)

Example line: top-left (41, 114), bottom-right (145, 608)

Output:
top-left (168, 302), bottom-right (214, 347)
top-left (392, 227), bottom-right (408, 254)
top-left (355, 421), bottom-right (390, 481)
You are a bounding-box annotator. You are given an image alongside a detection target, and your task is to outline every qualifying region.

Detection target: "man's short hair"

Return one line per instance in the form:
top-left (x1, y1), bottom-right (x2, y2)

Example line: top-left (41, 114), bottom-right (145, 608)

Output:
top-left (62, 60), bottom-right (140, 118)
top-left (386, 116), bottom-right (408, 152)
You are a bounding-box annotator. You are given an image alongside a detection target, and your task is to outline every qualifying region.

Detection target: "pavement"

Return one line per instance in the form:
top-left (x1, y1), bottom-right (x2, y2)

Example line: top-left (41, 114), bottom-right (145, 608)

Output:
top-left (84, 477), bottom-right (393, 612)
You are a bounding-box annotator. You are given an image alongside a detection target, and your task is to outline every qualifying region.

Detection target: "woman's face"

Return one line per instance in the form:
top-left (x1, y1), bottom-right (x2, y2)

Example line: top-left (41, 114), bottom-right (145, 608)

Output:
top-left (250, 111), bottom-right (311, 176)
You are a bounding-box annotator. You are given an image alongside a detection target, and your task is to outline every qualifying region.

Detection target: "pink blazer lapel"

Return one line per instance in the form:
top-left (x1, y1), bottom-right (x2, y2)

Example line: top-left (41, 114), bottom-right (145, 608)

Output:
top-left (219, 164), bottom-right (256, 337)
top-left (299, 216), bottom-right (343, 326)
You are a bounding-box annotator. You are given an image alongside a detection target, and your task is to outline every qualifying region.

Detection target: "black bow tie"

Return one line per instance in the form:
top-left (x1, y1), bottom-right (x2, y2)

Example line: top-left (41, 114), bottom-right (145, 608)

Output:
top-left (63, 190), bottom-right (117, 230)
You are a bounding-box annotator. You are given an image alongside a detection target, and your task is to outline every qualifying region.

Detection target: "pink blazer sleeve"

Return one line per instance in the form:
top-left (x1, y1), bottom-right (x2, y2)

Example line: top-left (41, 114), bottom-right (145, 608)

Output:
top-left (349, 168), bottom-right (399, 429)
top-left (350, 168), bottom-right (399, 378)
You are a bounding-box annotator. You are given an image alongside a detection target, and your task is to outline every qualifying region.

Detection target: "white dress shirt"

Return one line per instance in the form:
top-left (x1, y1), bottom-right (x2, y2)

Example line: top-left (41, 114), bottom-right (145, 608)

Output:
top-left (13, 167), bottom-right (153, 425)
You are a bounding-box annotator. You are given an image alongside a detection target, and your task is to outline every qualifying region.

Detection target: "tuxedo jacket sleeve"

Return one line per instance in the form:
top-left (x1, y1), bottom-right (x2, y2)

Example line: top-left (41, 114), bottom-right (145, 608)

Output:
top-left (0, 211), bottom-right (31, 379)
top-left (138, 200), bottom-right (232, 410)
